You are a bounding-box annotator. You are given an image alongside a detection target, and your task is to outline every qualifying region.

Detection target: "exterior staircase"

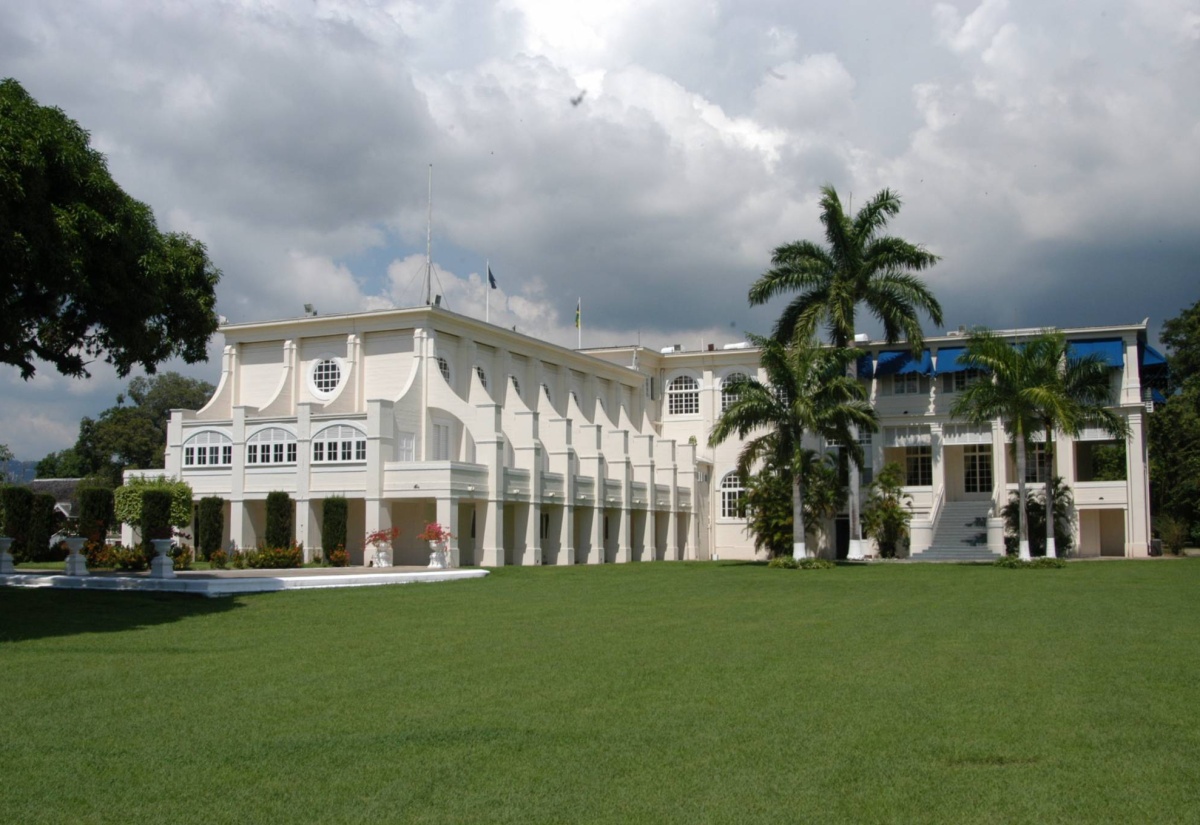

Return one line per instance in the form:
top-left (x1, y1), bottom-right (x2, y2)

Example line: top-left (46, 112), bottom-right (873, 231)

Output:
top-left (910, 500), bottom-right (1001, 562)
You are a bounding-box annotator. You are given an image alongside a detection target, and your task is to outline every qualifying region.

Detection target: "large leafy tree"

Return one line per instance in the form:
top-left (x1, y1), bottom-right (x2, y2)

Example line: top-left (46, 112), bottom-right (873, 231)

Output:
top-left (1150, 298), bottom-right (1200, 542)
top-left (37, 372), bottom-right (214, 483)
top-left (1, 77), bottom-right (221, 379)
top-left (741, 451), bottom-right (846, 559)
top-left (710, 335), bottom-right (876, 558)
top-left (747, 185), bottom-right (942, 556)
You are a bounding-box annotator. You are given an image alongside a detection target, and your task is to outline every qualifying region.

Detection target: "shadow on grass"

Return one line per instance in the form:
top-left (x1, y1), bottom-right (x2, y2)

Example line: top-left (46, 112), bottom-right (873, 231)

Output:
top-left (0, 588), bottom-right (243, 644)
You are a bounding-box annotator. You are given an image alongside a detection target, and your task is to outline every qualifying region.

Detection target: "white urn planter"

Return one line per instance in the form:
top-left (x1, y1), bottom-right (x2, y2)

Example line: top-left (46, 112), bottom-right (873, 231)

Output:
top-left (63, 537), bottom-right (89, 576)
top-left (428, 540), bottom-right (449, 570)
top-left (150, 538), bottom-right (175, 579)
top-left (0, 537), bottom-right (14, 575)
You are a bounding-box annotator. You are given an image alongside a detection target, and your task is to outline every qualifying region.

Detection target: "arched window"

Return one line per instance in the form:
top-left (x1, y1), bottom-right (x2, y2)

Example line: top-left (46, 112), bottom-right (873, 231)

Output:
top-left (667, 375), bottom-right (700, 416)
top-left (312, 425), bottom-right (367, 463)
top-left (720, 472), bottom-right (745, 519)
top-left (183, 431), bottom-right (232, 467)
top-left (474, 365), bottom-right (488, 390)
top-left (435, 355), bottom-right (450, 383)
top-left (721, 373), bottom-right (749, 412)
top-left (247, 428), bottom-right (297, 465)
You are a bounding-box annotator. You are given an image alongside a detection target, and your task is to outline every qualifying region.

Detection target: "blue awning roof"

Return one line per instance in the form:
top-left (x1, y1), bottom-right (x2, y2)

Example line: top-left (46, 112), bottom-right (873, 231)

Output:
top-left (1067, 338), bottom-right (1124, 368)
top-left (874, 349), bottom-right (933, 376)
top-left (934, 347), bottom-right (972, 374)
top-left (1142, 345), bottom-right (1167, 367)
top-left (1152, 388), bottom-right (1167, 404)
top-left (856, 354), bottom-right (875, 378)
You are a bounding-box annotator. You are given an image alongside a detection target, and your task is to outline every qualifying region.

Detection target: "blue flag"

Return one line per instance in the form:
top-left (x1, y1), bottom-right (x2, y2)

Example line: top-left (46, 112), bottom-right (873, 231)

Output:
top-left (487, 265), bottom-right (497, 289)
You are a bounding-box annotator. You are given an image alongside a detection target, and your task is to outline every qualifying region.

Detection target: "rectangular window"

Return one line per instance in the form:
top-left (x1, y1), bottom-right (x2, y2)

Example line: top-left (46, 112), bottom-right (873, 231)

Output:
top-left (184, 447), bottom-right (195, 466)
top-left (246, 444), bottom-right (257, 465)
top-left (941, 371), bottom-right (982, 394)
top-left (355, 440), bottom-right (366, 461)
top-left (286, 443), bottom-right (296, 463)
top-left (313, 442), bottom-right (325, 462)
top-left (1025, 443), bottom-right (1050, 484)
top-left (397, 432), bottom-right (415, 462)
top-left (433, 423), bottom-right (451, 461)
top-left (964, 444), bottom-right (992, 493)
top-left (858, 431), bottom-right (874, 486)
top-left (906, 446), bottom-right (932, 486)
top-left (894, 373), bottom-right (927, 395)
top-left (540, 512), bottom-right (550, 540)
top-left (272, 443), bottom-right (284, 463)
top-left (341, 441), bottom-right (352, 461)
top-left (222, 445), bottom-right (232, 465)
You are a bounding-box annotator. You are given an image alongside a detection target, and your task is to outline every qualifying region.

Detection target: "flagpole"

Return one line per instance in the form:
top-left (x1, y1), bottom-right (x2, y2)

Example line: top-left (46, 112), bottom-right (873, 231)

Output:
top-left (424, 164), bottom-right (433, 306)
top-left (485, 258), bottom-right (490, 324)
top-left (577, 297), bottom-right (581, 349)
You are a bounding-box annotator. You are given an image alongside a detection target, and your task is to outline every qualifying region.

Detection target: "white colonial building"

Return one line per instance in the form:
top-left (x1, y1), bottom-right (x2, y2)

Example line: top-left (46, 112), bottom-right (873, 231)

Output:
top-left (162, 306), bottom-right (1159, 563)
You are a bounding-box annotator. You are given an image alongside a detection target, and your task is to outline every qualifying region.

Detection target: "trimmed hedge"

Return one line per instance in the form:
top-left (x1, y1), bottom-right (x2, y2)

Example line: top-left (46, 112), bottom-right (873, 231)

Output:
top-left (28, 493), bottom-right (58, 563)
top-left (113, 476), bottom-right (192, 528)
top-left (265, 491), bottom-right (293, 550)
top-left (140, 489), bottom-right (173, 543)
top-left (322, 496), bottom-right (347, 560)
top-left (78, 487), bottom-right (114, 544)
top-left (0, 486), bottom-right (33, 560)
top-left (197, 497), bottom-right (224, 558)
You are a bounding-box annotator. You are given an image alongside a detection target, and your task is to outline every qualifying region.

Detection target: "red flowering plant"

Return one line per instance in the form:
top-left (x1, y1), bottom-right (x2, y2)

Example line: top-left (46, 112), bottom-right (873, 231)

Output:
top-left (365, 526), bottom-right (402, 551)
top-left (416, 523), bottom-right (454, 544)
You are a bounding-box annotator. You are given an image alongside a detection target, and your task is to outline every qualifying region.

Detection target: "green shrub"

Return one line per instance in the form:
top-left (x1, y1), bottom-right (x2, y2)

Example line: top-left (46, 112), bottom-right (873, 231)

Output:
top-left (197, 496), bottom-right (224, 558)
top-left (170, 544), bottom-right (194, 571)
top-left (28, 492), bottom-right (58, 563)
top-left (1155, 515), bottom-right (1189, 556)
top-left (113, 476), bottom-right (193, 528)
top-left (0, 485), bottom-right (33, 560)
top-left (140, 489), bottom-right (173, 542)
top-left (209, 549), bottom-right (229, 570)
top-left (247, 543), bottom-right (303, 569)
top-left (1001, 478), bottom-right (1074, 557)
top-left (327, 546), bottom-right (349, 567)
top-left (265, 491), bottom-right (293, 550)
top-left (85, 540), bottom-right (114, 568)
top-left (767, 555), bottom-right (798, 569)
top-left (322, 496), bottom-right (347, 559)
top-left (993, 555), bottom-right (1067, 569)
top-left (111, 544), bottom-right (151, 571)
top-left (230, 550), bottom-right (247, 569)
top-left (795, 557), bottom-right (835, 570)
top-left (77, 487), bottom-right (114, 544)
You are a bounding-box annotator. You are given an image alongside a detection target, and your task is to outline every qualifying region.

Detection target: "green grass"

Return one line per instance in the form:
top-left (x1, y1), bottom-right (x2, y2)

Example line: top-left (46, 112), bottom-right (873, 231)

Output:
top-left (2, 560), bottom-right (1198, 824)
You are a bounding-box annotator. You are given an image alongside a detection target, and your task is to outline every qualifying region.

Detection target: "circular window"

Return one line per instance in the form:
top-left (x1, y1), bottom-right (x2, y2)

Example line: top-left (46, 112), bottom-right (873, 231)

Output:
top-left (312, 359), bottom-right (341, 394)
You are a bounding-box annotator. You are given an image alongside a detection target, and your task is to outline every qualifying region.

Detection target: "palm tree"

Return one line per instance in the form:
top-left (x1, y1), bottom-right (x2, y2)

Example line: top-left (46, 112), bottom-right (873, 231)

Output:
top-left (950, 329), bottom-right (1098, 560)
top-left (709, 335), bottom-right (876, 558)
top-left (748, 185), bottom-right (943, 348)
top-left (748, 186), bottom-right (942, 559)
top-left (1031, 333), bottom-right (1131, 557)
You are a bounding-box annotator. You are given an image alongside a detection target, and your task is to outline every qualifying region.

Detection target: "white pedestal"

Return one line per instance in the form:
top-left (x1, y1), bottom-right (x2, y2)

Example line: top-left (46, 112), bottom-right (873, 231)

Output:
top-left (428, 547), bottom-right (449, 569)
top-left (64, 537), bottom-right (89, 576)
top-left (150, 539), bottom-right (175, 579)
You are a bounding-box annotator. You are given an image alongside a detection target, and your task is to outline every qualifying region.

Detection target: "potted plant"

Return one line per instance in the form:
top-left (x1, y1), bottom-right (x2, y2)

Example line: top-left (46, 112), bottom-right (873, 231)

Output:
top-left (417, 522), bottom-right (455, 569)
top-left (365, 526), bottom-right (401, 567)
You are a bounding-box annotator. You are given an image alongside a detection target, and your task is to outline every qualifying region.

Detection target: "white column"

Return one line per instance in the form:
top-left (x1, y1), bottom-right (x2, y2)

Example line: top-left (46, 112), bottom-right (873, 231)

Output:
top-left (559, 503), bottom-right (575, 565)
top-left (1126, 411), bottom-right (1150, 557)
top-left (436, 497), bottom-right (460, 567)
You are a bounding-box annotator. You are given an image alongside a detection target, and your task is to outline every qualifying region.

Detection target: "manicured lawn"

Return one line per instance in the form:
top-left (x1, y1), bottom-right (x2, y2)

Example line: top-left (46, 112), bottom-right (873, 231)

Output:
top-left (2, 560), bottom-right (1198, 823)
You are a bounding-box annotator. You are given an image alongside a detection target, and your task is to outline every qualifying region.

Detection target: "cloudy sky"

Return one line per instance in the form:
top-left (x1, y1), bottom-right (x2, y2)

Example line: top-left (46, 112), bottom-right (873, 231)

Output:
top-left (2, 0), bottom-right (1199, 461)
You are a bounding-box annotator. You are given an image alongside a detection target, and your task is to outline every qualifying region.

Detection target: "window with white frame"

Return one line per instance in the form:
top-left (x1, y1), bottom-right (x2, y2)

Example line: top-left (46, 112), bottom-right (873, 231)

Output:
top-left (312, 425), bottom-right (366, 463)
top-left (246, 428), bottom-right (297, 465)
top-left (667, 375), bottom-right (700, 415)
top-left (941, 370), bottom-right (983, 394)
top-left (311, 359), bottom-right (341, 395)
top-left (858, 430), bottom-right (874, 485)
top-left (474, 365), bottom-right (488, 391)
top-left (435, 355), bottom-right (450, 383)
top-left (1024, 442), bottom-right (1051, 484)
top-left (720, 472), bottom-right (745, 518)
top-left (905, 446), bottom-right (933, 486)
top-left (183, 431), bottom-right (232, 467)
top-left (893, 373), bottom-right (928, 395)
top-left (721, 373), bottom-right (749, 412)
top-left (397, 431), bottom-right (416, 462)
top-left (432, 422), bottom-right (451, 461)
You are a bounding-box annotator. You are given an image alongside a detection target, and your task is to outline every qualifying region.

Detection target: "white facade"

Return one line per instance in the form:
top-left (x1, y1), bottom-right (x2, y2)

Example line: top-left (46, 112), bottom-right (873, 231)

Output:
top-left (165, 308), bottom-right (1156, 564)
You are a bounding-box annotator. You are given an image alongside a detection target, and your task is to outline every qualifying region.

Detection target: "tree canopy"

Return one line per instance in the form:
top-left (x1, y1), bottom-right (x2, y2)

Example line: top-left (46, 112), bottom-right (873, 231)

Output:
top-left (748, 185), bottom-right (942, 347)
top-left (37, 371), bottom-right (214, 483)
top-left (1149, 298), bottom-right (1200, 544)
top-left (0, 77), bottom-right (221, 379)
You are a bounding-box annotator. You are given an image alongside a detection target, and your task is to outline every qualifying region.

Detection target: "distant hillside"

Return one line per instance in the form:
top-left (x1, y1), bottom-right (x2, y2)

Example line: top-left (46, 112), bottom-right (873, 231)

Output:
top-left (1, 460), bottom-right (39, 484)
